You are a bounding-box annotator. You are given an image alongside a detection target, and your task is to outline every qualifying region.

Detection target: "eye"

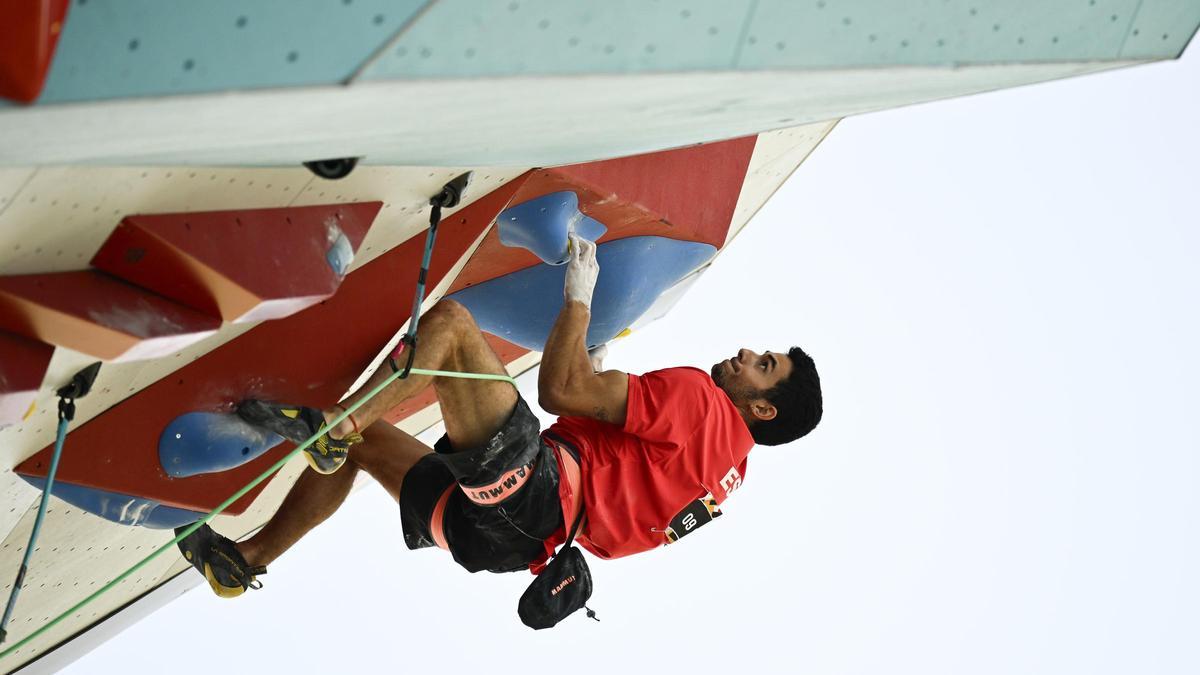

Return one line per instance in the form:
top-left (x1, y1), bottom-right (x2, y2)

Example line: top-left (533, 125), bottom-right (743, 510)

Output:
top-left (759, 360), bottom-right (768, 370)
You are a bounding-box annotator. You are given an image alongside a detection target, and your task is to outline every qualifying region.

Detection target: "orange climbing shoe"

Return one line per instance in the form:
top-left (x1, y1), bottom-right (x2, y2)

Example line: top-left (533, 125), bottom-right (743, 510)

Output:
top-left (236, 400), bottom-right (362, 474)
top-left (175, 523), bottom-right (265, 599)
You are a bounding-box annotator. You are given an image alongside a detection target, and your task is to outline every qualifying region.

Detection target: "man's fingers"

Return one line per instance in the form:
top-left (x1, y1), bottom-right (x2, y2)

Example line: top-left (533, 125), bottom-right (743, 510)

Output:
top-left (567, 235), bottom-right (600, 268)
top-left (567, 234), bottom-right (581, 263)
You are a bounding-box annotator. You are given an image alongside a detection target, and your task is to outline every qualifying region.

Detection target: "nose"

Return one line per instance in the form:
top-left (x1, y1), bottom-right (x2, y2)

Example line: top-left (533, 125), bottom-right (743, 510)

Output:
top-left (737, 348), bottom-right (757, 363)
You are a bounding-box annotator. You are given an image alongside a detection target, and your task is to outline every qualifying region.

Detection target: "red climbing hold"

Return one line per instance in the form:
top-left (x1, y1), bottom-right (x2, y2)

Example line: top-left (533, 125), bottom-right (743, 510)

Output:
top-left (0, 330), bottom-right (54, 428)
top-left (91, 203), bottom-right (383, 323)
top-left (0, 0), bottom-right (70, 103)
top-left (0, 270), bottom-right (220, 362)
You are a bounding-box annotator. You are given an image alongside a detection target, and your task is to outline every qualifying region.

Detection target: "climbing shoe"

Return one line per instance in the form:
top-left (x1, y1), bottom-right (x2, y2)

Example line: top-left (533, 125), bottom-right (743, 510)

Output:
top-left (236, 399), bottom-right (363, 475)
top-left (175, 523), bottom-right (266, 599)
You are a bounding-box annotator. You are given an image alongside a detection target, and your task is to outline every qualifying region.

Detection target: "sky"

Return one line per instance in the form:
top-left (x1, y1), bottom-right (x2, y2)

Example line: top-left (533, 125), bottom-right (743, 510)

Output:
top-left (64, 50), bottom-right (1199, 674)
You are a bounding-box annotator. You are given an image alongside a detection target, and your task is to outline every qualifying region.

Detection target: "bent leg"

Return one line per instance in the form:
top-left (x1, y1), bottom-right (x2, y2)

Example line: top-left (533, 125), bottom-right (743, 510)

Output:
top-left (330, 300), bottom-right (517, 450)
top-left (346, 421), bottom-right (432, 501)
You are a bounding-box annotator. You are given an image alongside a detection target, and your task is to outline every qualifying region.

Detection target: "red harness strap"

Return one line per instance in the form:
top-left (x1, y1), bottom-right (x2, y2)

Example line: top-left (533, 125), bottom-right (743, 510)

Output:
top-left (530, 435), bottom-right (584, 573)
top-left (428, 484), bottom-right (455, 551)
top-left (426, 436), bottom-right (583, 558)
top-left (549, 437), bottom-right (584, 529)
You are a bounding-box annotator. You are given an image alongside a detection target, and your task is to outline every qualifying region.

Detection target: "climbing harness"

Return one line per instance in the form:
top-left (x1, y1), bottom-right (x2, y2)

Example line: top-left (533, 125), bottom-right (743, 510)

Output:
top-left (0, 172), bottom-right (521, 659)
top-left (0, 362), bottom-right (101, 645)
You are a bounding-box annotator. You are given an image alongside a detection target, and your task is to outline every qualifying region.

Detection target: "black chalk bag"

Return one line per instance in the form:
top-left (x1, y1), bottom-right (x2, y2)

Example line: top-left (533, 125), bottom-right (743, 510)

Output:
top-left (517, 509), bottom-right (598, 629)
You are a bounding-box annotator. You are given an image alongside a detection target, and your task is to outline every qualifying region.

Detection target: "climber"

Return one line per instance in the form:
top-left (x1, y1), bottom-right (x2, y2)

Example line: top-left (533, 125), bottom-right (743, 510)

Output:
top-left (175, 234), bottom-right (823, 594)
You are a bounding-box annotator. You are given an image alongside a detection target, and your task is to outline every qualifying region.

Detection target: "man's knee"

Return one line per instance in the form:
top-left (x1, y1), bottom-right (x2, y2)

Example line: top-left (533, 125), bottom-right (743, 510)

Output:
top-left (422, 300), bottom-right (476, 334)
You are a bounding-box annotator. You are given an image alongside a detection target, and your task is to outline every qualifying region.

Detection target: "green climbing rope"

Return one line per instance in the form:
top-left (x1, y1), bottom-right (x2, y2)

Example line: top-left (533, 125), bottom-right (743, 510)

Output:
top-left (0, 366), bottom-right (517, 660)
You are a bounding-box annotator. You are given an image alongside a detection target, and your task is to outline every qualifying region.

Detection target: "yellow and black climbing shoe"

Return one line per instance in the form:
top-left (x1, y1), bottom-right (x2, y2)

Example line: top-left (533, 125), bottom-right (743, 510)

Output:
top-left (304, 429), bottom-right (363, 474)
top-left (236, 399), bottom-right (362, 474)
top-left (175, 523), bottom-right (266, 599)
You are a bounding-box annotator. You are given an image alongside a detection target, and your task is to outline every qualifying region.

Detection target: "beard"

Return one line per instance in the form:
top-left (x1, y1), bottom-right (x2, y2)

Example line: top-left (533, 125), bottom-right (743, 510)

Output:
top-left (710, 364), bottom-right (760, 407)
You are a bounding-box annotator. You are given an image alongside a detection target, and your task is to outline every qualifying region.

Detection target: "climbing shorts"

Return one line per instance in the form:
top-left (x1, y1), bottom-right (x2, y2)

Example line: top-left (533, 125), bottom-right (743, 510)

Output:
top-left (399, 396), bottom-right (564, 574)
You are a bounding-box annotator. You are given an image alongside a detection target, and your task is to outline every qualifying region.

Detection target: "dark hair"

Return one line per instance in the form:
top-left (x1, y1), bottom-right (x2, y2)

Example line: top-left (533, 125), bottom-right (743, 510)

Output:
top-left (750, 346), bottom-right (822, 446)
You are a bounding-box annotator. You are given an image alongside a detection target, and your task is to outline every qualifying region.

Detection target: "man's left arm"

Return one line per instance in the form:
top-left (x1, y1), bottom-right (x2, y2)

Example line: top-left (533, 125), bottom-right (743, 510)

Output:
top-left (537, 236), bottom-right (629, 425)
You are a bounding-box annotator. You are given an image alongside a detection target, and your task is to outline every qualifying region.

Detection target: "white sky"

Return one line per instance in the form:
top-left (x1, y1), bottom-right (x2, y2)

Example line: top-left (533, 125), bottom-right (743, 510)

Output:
top-left (65, 51), bottom-right (1198, 675)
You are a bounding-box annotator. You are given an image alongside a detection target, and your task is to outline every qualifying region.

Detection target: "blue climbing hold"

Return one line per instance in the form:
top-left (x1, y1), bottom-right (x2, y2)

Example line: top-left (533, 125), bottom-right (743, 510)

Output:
top-left (449, 235), bottom-right (715, 351)
top-left (159, 411), bottom-right (285, 479)
top-left (497, 191), bottom-right (607, 265)
top-left (325, 227), bottom-right (354, 276)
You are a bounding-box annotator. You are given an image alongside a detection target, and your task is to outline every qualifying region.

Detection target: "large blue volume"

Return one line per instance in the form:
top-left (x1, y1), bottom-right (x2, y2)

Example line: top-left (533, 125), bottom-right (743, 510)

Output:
top-left (18, 477), bottom-right (205, 529)
top-left (449, 236), bottom-right (715, 351)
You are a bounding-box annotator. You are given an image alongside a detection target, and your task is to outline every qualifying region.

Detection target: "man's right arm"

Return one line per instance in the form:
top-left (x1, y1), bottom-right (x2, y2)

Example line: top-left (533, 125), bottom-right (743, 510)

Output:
top-left (537, 236), bottom-right (629, 425)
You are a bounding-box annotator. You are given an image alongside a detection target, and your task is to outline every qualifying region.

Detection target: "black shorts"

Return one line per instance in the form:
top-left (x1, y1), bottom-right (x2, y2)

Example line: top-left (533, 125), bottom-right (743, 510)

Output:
top-left (399, 397), bottom-right (564, 574)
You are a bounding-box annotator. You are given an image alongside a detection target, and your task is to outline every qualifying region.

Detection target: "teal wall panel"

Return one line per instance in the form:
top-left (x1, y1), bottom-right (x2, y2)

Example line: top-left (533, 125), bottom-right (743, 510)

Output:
top-left (38, 0), bottom-right (427, 103)
top-left (739, 0), bottom-right (1141, 67)
top-left (1119, 0), bottom-right (1200, 58)
top-left (362, 0), bottom-right (752, 78)
top-left (8, 0), bottom-right (1197, 107)
top-left (358, 0), bottom-right (1198, 82)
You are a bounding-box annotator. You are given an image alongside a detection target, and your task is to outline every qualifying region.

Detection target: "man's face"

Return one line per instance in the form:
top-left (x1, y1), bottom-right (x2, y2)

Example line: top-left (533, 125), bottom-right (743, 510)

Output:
top-left (710, 348), bottom-right (794, 411)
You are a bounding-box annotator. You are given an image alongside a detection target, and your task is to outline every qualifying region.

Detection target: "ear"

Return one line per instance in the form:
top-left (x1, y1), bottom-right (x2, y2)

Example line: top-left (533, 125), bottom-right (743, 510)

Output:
top-left (749, 399), bottom-right (777, 422)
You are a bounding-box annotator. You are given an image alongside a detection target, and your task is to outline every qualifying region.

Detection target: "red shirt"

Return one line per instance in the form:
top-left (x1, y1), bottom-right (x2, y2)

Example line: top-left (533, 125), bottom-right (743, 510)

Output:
top-left (544, 367), bottom-right (755, 560)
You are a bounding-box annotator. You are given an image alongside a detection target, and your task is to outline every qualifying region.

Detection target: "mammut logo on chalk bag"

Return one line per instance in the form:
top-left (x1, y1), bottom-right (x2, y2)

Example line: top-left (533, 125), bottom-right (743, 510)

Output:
top-left (551, 576), bottom-right (576, 596)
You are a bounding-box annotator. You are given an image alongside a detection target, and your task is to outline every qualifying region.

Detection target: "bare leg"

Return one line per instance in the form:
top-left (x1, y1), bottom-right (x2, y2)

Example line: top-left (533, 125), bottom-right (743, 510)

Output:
top-left (237, 458), bottom-right (358, 568)
top-left (238, 421), bottom-right (432, 567)
top-left (326, 300), bottom-right (517, 450)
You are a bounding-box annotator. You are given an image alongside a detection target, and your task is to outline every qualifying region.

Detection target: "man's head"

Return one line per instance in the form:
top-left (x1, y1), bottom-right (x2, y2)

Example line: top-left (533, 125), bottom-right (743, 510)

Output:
top-left (710, 347), bottom-right (823, 446)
